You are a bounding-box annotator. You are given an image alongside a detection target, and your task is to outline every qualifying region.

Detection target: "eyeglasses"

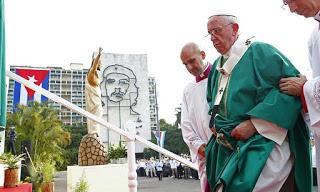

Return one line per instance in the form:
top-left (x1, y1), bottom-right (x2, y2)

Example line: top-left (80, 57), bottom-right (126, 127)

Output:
top-left (281, 0), bottom-right (295, 9)
top-left (206, 23), bottom-right (233, 37)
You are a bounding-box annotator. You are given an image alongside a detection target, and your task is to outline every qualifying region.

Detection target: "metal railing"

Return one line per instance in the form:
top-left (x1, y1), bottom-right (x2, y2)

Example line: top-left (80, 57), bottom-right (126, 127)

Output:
top-left (6, 70), bottom-right (198, 192)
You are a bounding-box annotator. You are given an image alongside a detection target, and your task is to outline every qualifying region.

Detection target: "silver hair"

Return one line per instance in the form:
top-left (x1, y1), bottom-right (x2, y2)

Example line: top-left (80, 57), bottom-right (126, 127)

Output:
top-left (224, 15), bottom-right (238, 24)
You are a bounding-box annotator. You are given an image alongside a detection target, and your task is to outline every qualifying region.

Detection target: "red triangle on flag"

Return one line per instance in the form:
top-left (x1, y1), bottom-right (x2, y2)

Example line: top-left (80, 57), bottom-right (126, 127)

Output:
top-left (16, 69), bottom-right (50, 97)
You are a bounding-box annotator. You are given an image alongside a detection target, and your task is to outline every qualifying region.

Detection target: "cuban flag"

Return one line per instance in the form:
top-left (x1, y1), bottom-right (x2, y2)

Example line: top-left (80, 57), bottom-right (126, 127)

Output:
top-left (153, 131), bottom-right (166, 148)
top-left (13, 68), bottom-right (50, 111)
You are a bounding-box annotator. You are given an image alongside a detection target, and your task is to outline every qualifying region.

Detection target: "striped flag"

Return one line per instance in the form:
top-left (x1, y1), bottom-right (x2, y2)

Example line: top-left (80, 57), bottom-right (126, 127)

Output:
top-left (0, 0), bottom-right (6, 130)
top-left (153, 131), bottom-right (166, 148)
top-left (13, 68), bottom-right (50, 111)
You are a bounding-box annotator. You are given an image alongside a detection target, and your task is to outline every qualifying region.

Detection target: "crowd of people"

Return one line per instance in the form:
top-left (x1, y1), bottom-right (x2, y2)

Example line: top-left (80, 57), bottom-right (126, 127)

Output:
top-left (136, 155), bottom-right (199, 181)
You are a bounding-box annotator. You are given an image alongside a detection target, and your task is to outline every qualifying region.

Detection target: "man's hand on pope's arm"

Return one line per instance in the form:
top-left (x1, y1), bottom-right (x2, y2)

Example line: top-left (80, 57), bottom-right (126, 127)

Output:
top-left (231, 120), bottom-right (257, 140)
top-left (279, 74), bottom-right (307, 96)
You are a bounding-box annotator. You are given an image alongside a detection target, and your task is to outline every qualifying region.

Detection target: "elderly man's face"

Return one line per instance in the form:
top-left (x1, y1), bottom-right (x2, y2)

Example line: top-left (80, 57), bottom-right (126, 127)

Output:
top-left (105, 73), bottom-right (130, 102)
top-left (284, 0), bottom-right (319, 17)
top-left (180, 50), bottom-right (205, 77)
top-left (207, 16), bottom-right (235, 55)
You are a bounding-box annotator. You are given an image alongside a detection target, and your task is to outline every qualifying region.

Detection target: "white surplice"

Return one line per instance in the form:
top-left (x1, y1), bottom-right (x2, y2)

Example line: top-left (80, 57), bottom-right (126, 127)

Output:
top-left (305, 26), bottom-right (320, 134)
top-left (181, 78), bottom-right (212, 192)
top-left (304, 24), bottom-right (320, 188)
top-left (251, 119), bottom-right (293, 192)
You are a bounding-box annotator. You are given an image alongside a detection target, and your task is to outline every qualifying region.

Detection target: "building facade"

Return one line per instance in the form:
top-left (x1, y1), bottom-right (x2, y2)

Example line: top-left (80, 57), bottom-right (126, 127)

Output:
top-left (148, 77), bottom-right (157, 132)
top-left (7, 64), bottom-right (158, 133)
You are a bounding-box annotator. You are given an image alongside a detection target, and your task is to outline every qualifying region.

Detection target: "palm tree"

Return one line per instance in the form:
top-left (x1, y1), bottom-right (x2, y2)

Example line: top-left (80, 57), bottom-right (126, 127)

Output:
top-left (7, 102), bottom-right (71, 168)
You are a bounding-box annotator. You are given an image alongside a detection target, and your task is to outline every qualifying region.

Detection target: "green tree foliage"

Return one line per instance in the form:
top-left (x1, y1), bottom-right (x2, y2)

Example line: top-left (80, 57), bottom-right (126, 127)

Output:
top-left (108, 141), bottom-right (127, 160)
top-left (63, 124), bottom-right (87, 168)
top-left (7, 102), bottom-right (71, 170)
top-left (73, 173), bottom-right (89, 192)
top-left (160, 119), bottom-right (189, 155)
top-left (144, 118), bottom-right (189, 159)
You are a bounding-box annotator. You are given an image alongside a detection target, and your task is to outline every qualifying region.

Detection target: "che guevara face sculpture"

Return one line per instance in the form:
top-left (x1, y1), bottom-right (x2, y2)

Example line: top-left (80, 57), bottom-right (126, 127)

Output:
top-left (101, 64), bottom-right (138, 106)
top-left (105, 73), bottom-right (130, 102)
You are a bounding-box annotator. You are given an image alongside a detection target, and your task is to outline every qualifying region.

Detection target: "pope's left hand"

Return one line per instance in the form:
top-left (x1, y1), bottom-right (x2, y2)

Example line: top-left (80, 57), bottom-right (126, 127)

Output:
top-left (198, 144), bottom-right (206, 159)
top-left (231, 120), bottom-right (257, 140)
top-left (279, 74), bottom-right (307, 96)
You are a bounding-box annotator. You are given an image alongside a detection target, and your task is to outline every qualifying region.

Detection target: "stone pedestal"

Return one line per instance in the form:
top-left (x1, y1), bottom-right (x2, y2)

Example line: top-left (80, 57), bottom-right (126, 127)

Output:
top-left (67, 164), bottom-right (129, 192)
top-left (78, 134), bottom-right (108, 166)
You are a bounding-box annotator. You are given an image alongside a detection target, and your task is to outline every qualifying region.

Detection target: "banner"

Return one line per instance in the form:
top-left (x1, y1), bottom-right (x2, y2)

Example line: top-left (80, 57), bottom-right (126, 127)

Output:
top-left (13, 68), bottom-right (50, 111)
top-left (153, 130), bottom-right (166, 148)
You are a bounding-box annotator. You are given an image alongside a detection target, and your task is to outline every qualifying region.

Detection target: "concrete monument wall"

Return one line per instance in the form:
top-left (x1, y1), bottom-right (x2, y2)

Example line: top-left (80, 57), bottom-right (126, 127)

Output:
top-left (98, 53), bottom-right (151, 153)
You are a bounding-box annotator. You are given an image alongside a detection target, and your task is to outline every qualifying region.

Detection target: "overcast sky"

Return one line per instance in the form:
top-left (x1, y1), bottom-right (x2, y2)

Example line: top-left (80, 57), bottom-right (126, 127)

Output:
top-left (5, 0), bottom-right (316, 124)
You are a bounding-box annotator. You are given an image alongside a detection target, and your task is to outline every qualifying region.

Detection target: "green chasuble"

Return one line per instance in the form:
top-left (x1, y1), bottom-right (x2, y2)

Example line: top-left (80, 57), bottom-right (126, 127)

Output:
top-left (205, 41), bottom-right (311, 192)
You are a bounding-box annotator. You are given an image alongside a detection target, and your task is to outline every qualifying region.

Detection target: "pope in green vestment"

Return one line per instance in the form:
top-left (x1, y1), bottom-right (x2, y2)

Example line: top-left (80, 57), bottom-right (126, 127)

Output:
top-left (205, 41), bottom-right (312, 192)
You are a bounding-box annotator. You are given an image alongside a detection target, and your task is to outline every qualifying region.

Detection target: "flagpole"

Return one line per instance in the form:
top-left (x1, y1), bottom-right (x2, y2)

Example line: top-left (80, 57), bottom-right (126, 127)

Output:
top-left (154, 82), bottom-right (161, 160)
top-left (0, 0), bottom-right (6, 154)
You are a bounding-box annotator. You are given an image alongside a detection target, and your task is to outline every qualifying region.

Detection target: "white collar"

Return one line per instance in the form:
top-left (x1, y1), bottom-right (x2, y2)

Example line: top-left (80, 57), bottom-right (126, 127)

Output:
top-left (216, 37), bottom-right (251, 75)
top-left (222, 37), bottom-right (242, 59)
top-left (219, 38), bottom-right (241, 67)
top-left (222, 45), bottom-right (233, 59)
top-left (314, 10), bottom-right (320, 22)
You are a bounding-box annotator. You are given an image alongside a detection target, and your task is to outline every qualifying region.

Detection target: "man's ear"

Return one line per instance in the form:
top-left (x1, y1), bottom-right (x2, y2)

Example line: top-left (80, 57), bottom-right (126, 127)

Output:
top-left (232, 23), bottom-right (239, 36)
top-left (200, 50), bottom-right (206, 60)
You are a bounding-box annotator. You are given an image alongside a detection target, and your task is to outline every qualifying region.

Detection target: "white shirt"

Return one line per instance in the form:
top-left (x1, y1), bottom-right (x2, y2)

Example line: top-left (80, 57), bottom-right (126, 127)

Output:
top-left (139, 161), bottom-right (146, 169)
top-left (155, 161), bottom-right (163, 171)
top-left (170, 159), bottom-right (177, 169)
top-left (181, 78), bottom-right (212, 163)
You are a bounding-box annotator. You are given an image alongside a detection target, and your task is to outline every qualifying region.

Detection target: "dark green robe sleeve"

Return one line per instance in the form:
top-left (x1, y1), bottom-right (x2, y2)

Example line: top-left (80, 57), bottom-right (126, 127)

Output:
top-left (246, 42), bottom-right (301, 130)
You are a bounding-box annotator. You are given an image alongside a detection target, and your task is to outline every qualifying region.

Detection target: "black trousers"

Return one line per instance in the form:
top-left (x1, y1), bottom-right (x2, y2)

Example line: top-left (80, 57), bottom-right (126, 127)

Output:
top-left (7, 141), bottom-right (16, 155)
top-left (279, 168), bottom-right (295, 192)
top-left (156, 171), bottom-right (163, 181)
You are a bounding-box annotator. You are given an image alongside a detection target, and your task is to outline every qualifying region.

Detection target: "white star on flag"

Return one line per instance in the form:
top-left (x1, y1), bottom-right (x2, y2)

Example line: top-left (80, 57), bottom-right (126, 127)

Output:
top-left (27, 75), bottom-right (38, 83)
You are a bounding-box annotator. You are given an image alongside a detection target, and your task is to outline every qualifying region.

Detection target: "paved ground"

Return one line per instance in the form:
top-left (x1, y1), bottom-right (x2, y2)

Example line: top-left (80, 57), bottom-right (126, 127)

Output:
top-left (138, 177), bottom-right (201, 192)
top-left (54, 171), bottom-right (201, 192)
top-left (54, 171), bottom-right (67, 192)
top-left (54, 171), bottom-right (317, 192)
